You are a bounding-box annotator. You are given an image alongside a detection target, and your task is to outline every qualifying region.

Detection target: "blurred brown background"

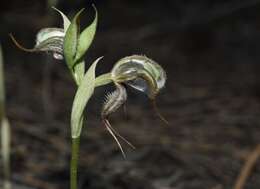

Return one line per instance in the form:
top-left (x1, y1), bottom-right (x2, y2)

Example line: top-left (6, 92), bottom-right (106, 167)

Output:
top-left (1, 0), bottom-right (260, 189)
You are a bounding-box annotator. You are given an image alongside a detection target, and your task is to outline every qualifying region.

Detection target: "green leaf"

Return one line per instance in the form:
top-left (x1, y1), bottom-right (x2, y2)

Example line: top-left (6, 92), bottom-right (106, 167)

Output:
top-left (71, 57), bottom-right (103, 138)
top-left (75, 5), bottom-right (98, 62)
top-left (64, 9), bottom-right (84, 70)
top-left (52, 7), bottom-right (71, 32)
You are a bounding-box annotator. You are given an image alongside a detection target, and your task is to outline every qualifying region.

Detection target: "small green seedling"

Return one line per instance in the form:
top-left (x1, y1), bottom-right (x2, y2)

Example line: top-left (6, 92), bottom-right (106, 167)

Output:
top-left (10, 6), bottom-right (167, 189)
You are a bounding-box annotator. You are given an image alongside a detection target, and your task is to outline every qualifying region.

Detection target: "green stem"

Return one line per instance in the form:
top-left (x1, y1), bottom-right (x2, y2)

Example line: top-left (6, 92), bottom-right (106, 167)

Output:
top-left (95, 73), bottom-right (112, 87)
top-left (70, 137), bottom-right (80, 189)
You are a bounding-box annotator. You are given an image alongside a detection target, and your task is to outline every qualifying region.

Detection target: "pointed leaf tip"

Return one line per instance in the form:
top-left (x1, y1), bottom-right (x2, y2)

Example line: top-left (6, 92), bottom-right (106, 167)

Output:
top-left (75, 6), bottom-right (98, 62)
top-left (52, 7), bottom-right (71, 32)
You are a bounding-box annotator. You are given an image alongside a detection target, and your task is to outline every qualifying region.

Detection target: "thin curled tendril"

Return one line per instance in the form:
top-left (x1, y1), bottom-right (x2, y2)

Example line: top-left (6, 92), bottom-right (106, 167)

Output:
top-left (151, 99), bottom-right (169, 125)
top-left (9, 34), bottom-right (37, 52)
top-left (102, 119), bottom-right (135, 158)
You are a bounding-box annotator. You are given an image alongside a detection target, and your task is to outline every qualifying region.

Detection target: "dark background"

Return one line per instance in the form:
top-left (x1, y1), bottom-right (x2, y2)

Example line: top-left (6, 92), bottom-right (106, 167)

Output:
top-left (1, 0), bottom-right (260, 189)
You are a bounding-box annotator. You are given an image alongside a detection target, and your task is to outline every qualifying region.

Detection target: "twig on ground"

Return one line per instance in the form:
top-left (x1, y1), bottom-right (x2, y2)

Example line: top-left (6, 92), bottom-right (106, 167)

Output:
top-left (233, 144), bottom-right (260, 189)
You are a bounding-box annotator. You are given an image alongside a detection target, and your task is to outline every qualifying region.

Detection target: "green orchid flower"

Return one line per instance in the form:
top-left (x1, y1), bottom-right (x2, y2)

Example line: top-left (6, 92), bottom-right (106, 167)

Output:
top-left (101, 55), bottom-right (167, 157)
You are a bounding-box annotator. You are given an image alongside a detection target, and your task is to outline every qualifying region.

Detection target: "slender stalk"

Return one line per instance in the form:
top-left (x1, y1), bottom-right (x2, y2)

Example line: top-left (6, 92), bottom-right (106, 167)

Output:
top-left (70, 137), bottom-right (80, 189)
top-left (0, 44), bottom-right (11, 189)
top-left (1, 118), bottom-right (11, 189)
top-left (95, 73), bottom-right (112, 87)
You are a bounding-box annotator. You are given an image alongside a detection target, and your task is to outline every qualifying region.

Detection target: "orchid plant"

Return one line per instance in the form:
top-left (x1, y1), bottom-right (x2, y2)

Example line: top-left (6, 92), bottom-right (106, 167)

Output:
top-left (10, 6), bottom-right (167, 189)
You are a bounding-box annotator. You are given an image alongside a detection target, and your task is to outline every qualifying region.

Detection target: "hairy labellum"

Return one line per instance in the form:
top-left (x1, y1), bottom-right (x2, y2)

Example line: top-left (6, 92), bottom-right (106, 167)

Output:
top-left (101, 83), bottom-right (135, 158)
top-left (102, 83), bottom-right (127, 119)
top-left (111, 55), bottom-right (166, 99)
top-left (10, 28), bottom-right (65, 60)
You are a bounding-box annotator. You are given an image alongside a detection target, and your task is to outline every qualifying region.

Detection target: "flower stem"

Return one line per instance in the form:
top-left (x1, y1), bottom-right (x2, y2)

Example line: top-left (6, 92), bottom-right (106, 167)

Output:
top-left (70, 137), bottom-right (80, 189)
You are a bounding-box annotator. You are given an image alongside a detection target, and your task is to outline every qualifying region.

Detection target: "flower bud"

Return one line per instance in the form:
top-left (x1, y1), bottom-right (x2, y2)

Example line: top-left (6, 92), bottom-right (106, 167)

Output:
top-left (10, 28), bottom-right (65, 60)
